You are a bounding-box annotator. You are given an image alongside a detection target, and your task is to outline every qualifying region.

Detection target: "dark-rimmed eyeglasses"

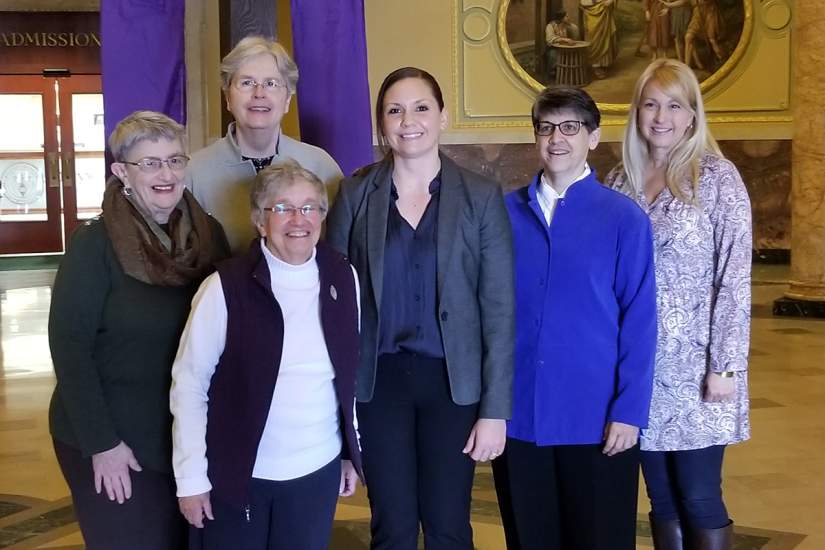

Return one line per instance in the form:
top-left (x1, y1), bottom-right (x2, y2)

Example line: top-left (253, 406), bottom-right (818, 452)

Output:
top-left (261, 203), bottom-right (327, 217)
top-left (121, 155), bottom-right (189, 173)
top-left (534, 120), bottom-right (586, 137)
top-left (233, 78), bottom-right (287, 93)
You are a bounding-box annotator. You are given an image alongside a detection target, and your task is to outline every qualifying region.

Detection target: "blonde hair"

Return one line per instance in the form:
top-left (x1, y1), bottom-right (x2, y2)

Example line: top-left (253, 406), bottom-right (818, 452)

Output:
top-left (108, 111), bottom-right (185, 161)
top-left (220, 36), bottom-right (299, 94)
top-left (622, 59), bottom-right (721, 204)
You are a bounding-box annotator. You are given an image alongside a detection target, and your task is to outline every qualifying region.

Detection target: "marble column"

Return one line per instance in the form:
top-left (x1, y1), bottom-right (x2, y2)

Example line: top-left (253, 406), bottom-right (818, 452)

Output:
top-left (774, 0), bottom-right (825, 317)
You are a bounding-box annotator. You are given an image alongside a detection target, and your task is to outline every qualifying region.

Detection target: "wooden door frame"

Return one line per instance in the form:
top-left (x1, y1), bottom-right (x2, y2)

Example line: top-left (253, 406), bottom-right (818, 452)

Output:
top-left (58, 74), bottom-right (103, 240)
top-left (0, 75), bottom-right (62, 254)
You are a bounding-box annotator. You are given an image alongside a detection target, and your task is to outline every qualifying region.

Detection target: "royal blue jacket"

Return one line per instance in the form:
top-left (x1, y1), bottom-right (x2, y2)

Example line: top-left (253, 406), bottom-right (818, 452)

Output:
top-left (505, 171), bottom-right (657, 445)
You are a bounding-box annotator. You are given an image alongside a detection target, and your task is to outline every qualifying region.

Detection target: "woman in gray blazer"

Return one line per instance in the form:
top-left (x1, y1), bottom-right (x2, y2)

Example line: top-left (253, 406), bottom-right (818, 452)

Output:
top-left (326, 67), bottom-right (514, 550)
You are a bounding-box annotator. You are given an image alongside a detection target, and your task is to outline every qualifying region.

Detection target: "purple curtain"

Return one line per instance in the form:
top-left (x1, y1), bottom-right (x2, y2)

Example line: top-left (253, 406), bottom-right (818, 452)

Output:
top-left (290, 0), bottom-right (373, 176)
top-left (101, 0), bottom-right (186, 144)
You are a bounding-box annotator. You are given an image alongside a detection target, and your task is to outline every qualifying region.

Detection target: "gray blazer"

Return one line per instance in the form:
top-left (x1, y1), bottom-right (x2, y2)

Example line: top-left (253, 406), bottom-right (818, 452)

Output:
top-left (326, 154), bottom-right (514, 419)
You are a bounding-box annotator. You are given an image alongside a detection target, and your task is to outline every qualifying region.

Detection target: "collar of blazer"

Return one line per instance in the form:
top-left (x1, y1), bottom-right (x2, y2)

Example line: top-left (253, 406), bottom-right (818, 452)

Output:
top-left (362, 152), bottom-right (465, 305)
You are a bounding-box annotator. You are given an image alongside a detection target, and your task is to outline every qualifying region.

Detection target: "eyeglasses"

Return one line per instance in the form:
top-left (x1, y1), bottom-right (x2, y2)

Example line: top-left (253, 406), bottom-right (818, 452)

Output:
top-left (261, 203), bottom-right (327, 218)
top-left (233, 78), bottom-right (287, 93)
top-left (534, 120), bottom-right (586, 137)
top-left (121, 155), bottom-right (190, 173)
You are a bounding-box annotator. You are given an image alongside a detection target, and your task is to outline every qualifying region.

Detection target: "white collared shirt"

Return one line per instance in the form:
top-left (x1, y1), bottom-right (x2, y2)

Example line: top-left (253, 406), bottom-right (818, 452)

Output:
top-left (536, 164), bottom-right (591, 225)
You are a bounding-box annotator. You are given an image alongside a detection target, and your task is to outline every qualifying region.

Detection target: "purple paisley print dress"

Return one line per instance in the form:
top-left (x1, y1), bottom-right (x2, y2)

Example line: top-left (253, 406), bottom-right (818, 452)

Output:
top-left (605, 154), bottom-right (751, 451)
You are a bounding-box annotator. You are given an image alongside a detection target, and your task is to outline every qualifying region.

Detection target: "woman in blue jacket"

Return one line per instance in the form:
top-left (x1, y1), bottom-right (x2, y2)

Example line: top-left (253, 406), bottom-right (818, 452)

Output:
top-left (494, 86), bottom-right (657, 550)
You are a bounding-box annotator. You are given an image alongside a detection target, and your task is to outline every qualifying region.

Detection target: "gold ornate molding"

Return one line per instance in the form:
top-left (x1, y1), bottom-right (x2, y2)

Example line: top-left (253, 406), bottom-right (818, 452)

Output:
top-left (495, 0), bottom-right (754, 112)
top-left (700, 0), bottom-right (755, 96)
top-left (453, 0), bottom-right (791, 132)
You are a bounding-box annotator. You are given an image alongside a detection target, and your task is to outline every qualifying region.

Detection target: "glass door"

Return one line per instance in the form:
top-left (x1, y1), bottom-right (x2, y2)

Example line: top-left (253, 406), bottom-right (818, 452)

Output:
top-left (58, 75), bottom-right (105, 240)
top-left (0, 76), bottom-right (62, 254)
top-left (0, 75), bottom-right (106, 254)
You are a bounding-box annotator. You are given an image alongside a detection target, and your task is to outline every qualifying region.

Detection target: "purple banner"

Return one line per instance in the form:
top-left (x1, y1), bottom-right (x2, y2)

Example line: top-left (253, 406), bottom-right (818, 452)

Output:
top-left (101, 0), bottom-right (186, 144)
top-left (290, 0), bottom-right (373, 176)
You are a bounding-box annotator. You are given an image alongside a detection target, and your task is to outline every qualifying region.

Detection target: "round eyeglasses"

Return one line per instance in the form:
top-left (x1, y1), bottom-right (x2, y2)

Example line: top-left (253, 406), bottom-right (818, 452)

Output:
top-left (122, 155), bottom-right (189, 173)
top-left (534, 120), bottom-right (586, 137)
top-left (233, 78), bottom-right (287, 93)
top-left (261, 203), bottom-right (327, 218)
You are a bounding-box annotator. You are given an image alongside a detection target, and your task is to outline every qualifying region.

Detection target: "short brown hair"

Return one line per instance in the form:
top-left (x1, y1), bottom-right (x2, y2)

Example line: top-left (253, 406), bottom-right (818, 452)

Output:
top-left (375, 67), bottom-right (444, 154)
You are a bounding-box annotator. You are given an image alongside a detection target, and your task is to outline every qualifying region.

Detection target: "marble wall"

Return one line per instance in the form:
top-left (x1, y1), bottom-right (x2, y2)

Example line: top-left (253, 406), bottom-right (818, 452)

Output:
top-left (439, 140), bottom-right (791, 252)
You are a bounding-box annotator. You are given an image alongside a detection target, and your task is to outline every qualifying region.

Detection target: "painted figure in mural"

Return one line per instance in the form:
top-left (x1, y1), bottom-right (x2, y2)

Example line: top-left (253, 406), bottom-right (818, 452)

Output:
top-left (171, 161), bottom-right (362, 549)
top-left (644, 0), bottom-right (671, 59)
top-left (686, 0), bottom-right (725, 67)
top-left (669, 2), bottom-right (693, 62)
top-left (48, 111), bottom-right (229, 549)
top-left (579, 0), bottom-right (618, 78)
top-left (606, 58), bottom-right (751, 550)
top-left (546, 10), bottom-right (580, 46)
top-left (326, 67), bottom-right (514, 549)
top-left (663, 0), bottom-right (725, 69)
top-left (185, 36), bottom-right (343, 255)
top-left (492, 86), bottom-right (657, 550)
top-left (545, 10), bottom-right (581, 80)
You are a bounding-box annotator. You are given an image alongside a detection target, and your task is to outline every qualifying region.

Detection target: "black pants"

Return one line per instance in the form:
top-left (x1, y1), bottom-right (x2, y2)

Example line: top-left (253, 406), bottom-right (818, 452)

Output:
top-left (53, 438), bottom-right (185, 550)
top-left (199, 456), bottom-right (341, 550)
top-left (493, 437), bottom-right (640, 550)
top-left (641, 446), bottom-right (729, 529)
top-left (358, 353), bottom-right (479, 550)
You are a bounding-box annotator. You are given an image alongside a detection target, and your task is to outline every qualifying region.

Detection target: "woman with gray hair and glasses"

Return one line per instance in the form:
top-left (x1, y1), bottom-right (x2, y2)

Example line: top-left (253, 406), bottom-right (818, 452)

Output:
top-left (171, 160), bottom-right (362, 549)
top-left (49, 110), bottom-right (228, 549)
top-left (185, 35), bottom-right (343, 254)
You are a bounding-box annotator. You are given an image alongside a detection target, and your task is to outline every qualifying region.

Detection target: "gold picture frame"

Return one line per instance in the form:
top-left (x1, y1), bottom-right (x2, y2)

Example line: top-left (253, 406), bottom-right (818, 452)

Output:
top-left (496, 0), bottom-right (755, 113)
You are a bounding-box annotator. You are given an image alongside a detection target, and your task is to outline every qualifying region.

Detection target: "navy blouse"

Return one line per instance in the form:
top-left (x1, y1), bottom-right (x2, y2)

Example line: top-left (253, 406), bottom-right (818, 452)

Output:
top-left (377, 175), bottom-right (444, 359)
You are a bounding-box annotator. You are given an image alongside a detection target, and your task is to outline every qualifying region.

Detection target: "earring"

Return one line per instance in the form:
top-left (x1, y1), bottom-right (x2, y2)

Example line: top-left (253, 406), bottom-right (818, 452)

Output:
top-left (122, 186), bottom-right (133, 197)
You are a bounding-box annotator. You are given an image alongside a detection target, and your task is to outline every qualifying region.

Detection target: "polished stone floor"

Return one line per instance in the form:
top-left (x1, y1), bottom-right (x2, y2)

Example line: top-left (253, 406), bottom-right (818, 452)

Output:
top-left (0, 264), bottom-right (821, 549)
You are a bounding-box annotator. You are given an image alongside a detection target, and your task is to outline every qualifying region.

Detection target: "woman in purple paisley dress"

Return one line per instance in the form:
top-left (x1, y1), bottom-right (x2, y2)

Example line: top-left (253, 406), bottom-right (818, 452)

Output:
top-left (606, 59), bottom-right (750, 550)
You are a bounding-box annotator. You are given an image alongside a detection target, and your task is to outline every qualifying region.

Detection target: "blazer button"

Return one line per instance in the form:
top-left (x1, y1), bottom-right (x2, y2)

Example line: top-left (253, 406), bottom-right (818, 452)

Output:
top-left (440, 311), bottom-right (448, 321)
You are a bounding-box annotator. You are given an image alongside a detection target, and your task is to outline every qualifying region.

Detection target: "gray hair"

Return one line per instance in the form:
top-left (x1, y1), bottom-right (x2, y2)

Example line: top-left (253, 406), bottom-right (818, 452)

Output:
top-left (108, 111), bottom-right (186, 161)
top-left (250, 160), bottom-right (328, 226)
top-left (220, 36), bottom-right (299, 94)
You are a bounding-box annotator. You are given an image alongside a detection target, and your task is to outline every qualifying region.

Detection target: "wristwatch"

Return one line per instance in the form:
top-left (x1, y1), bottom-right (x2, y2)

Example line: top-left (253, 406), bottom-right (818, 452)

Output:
top-left (717, 371), bottom-right (734, 378)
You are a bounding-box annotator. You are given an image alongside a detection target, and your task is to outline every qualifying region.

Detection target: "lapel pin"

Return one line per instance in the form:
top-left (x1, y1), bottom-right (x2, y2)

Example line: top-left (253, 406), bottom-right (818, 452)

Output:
top-left (330, 285), bottom-right (338, 301)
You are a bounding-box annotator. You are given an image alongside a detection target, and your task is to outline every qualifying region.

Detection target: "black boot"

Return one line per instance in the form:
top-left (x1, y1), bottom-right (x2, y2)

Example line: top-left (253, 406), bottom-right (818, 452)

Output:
top-left (649, 513), bottom-right (684, 550)
top-left (686, 521), bottom-right (733, 550)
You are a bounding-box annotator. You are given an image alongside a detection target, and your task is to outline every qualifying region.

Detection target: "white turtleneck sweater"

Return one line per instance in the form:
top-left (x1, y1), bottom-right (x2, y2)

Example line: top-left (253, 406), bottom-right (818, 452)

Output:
top-left (170, 241), bottom-right (358, 497)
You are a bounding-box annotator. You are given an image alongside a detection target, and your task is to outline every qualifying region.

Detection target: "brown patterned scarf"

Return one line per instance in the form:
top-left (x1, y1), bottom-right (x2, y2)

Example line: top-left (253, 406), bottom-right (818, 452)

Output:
top-left (102, 176), bottom-right (220, 286)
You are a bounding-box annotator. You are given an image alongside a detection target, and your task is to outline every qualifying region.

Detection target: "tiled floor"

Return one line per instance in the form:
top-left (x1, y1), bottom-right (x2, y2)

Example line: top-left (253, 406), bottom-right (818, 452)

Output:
top-left (0, 264), bottom-right (821, 549)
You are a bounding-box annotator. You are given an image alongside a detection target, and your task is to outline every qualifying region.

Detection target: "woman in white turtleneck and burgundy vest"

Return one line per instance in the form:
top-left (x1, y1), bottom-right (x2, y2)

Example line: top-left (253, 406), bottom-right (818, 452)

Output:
top-left (170, 160), bottom-right (361, 550)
